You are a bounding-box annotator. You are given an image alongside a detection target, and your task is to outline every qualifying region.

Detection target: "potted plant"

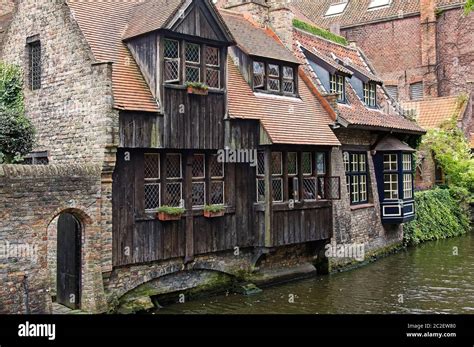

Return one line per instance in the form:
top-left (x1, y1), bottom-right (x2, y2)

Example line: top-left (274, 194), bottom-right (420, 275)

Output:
top-left (156, 206), bottom-right (185, 221)
top-left (186, 82), bottom-right (209, 96)
top-left (203, 204), bottom-right (226, 218)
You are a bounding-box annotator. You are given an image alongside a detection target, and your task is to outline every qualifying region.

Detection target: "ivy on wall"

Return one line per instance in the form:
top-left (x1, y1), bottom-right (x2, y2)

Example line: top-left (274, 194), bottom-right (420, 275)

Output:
top-left (0, 62), bottom-right (35, 163)
top-left (404, 188), bottom-right (470, 246)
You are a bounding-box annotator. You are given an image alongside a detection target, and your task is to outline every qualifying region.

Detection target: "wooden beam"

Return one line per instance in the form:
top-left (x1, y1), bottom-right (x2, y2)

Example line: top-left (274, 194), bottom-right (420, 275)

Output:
top-left (264, 147), bottom-right (272, 247)
top-left (184, 151), bottom-right (194, 263)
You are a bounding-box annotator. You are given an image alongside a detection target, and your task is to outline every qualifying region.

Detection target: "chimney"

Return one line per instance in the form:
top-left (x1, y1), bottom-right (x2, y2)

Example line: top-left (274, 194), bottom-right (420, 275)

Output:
top-left (223, 0), bottom-right (270, 27)
top-left (267, 0), bottom-right (295, 50)
top-left (420, 0), bottom-right (438, 98)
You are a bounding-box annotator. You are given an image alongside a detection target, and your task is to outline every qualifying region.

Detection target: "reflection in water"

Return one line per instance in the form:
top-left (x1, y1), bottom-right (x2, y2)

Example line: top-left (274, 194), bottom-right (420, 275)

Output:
top-left (158, 232), bottom-right (474, 314)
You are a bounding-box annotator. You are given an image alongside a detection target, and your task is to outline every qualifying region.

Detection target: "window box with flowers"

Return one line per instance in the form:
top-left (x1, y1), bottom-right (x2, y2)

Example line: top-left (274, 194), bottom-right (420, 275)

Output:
top-left (203, 204), bottom-right (226, 218)
top-left (156, 206), bottom-right (185, 221)
top-left (186, 82), bottom-right (209, 96)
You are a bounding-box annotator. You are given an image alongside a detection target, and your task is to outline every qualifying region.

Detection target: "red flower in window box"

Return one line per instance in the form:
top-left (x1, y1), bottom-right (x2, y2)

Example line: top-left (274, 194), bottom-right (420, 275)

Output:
top-left (186, 82), bottom-right (209, 96)
top-left (156, 206), bottom-right (185, 221)
top-left (203, 205), bottom-right (225, 218)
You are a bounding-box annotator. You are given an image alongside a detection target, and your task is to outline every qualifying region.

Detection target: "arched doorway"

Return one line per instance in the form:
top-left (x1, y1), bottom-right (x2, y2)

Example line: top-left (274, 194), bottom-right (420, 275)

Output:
top-left (56, 213), bottom-right (81, 309)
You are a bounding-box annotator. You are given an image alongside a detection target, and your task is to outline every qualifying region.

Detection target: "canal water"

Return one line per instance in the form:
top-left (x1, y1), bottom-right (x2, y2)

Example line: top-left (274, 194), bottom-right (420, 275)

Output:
top-left (158, 231), bottom-right (474, 314)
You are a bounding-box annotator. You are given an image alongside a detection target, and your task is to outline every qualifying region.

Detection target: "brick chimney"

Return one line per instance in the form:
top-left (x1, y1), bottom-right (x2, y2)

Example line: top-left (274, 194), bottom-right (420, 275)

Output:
top-left (267, 0), bottom-right (295, 50)
top-left (222, 0), bottom-right (270, 27)
top-left (420, 0), bottom-right (438, 98)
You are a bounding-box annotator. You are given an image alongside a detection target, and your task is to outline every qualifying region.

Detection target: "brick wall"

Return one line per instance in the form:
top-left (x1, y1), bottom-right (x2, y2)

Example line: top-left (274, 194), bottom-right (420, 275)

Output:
top-left (343, 16), bottom-right (424, 102)
top-left (0, 0), bottom-right (118, 166)
top-left (0, 164), bottom-right (107, 314)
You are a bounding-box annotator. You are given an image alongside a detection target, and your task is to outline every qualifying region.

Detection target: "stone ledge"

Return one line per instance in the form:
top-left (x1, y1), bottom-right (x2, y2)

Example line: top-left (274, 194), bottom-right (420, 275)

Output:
top-left (0, 164), bottom-right (102, 178)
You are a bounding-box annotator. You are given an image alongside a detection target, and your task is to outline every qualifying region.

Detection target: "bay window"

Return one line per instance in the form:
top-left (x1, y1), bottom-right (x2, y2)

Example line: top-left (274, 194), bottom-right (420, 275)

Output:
top-left (403, 154), bottom-right (413, 199)
top-left (383, 154), bottom-right (398, 200)
top-left (344, 152), bottom-right (369, 204)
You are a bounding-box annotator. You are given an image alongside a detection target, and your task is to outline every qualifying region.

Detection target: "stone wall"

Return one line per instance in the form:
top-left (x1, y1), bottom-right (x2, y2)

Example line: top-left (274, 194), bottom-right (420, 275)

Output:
top-left (0, 164), bottom-right (107, 314)
top-left (330, 129), bottom-right (404, 267)
top-left (0, 0), bottom-right (118, 273)
top-left (0, 0), bottom-right (15, 17)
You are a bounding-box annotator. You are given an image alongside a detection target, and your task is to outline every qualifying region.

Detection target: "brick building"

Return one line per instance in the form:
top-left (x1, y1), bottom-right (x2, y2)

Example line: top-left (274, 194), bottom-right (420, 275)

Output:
top-left (0, 0), bottom-right (424, 314)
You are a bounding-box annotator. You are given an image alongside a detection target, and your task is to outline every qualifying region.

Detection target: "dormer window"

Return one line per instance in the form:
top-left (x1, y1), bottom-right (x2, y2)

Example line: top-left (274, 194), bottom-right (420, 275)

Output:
top-left (330, 74), bottom-right (345, 102)
top-left (163, 38), bottom-right (223, 89)
top-left (325, 1), bottom-right (349, 17)
top-left (363, 82), bottom-right (377, 108)
top-left (252, 60), bottom-right (297, 96)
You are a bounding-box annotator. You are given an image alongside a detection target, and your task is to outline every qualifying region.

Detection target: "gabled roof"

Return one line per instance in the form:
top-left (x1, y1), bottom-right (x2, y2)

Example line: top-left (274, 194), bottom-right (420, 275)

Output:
top-left (401, 95), bottom-right (469, 129)
top-left (220, 10), bottom-right (299, 64)
top-left (291, 0), bottom-right (465, 30)
top-left (294, 27), bottom-right (425, 134)
top-left (227, 59), bottom-right (340, 146)
top-left (300, 46), bottom-right (353, 76)
top-left (67, 0), bottom-right (159, 112)
top-left (123, 0), bottom-right (234, 42)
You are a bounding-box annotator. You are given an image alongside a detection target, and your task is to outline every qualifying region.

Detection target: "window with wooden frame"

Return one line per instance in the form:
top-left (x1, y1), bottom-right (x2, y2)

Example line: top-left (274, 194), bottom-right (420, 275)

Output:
top-left (165, 153), bottom-right (183, 207)
top-left (185, 42), bottom-right (201, 83)
top-left (271, 152), bottom-right (284, 202)
top-left (383, 154), bottom-right (399, 200)
top-left (252, 60), bottom-right (297, 96)
top-left (403, 154), bottom-right (413, 199)
top-left (256, 151), bottom-right (266, 203)
top-left (209, 154), bottom-right (225, 205)
top-left (28, 40), bottom-right (41, 90)
top-left (344, 152), bottom-right (369, 205)
top-left (288, 152), bottom-right (299, 201)
top-left (205, 46), bottom-right (220, 89)
top-left (302, 152), bottom-right (317, 201)
top-left (330, 74), bottom-right (345, 102)
top-left (23, 151), bottom-right (49, 165)
top-left (164, 39), bottom-right (180, 83)
top-left (192, 154), bottom-right (206, 208)
top-left (163, 38), bottom-right (224, 89)
top-left (363, 82), bottom-right (377, 108)
top-left (144, 153), bottom-right (161, 212)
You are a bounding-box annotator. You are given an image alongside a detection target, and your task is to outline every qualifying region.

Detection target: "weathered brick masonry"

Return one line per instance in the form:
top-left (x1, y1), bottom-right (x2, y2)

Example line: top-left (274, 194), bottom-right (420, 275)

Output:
top-left (0, 164), bottom-right (107, 313)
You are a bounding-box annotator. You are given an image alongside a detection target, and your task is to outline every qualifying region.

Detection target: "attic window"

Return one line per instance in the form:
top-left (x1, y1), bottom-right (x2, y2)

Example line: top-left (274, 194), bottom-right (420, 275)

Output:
top-left (368, 0), bottom-right (392, 10)
top-left (325, 1), bottom-right (349, 17)
top-left (363, 82), bottom-right (377, 108)
top-left (252, 60), bottom-right (297, 96)
top-left (330, 74), bottom-right (345, 103)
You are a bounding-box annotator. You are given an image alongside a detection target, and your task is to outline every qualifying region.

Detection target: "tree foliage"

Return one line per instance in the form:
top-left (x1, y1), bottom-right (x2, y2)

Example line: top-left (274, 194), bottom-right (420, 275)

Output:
top-left (0, 62), bottom-right (35, 163)
top-left (465, 0), bottom-right (474, 15)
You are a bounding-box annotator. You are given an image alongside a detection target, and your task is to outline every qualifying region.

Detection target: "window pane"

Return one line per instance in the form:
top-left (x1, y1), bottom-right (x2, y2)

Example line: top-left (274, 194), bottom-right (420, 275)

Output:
top-left (210, 181), bottom-right (225, 205)
top-left (257, 178), bottom-right (265, 202)
top-left (303, 177), bottom-right (317, 201)
top-left (29, 41), bottom-right (41, 90)
top-left (271, 152), bottom-right (283, 175)
top-left (164, 60), bottom-right (179, 82)
top-left (192, 182), bottom-right (206, 207)
top-left (185, 43), bottom-right (200, 63)
top-left (144, 154), bottom-right (160, 179)
top-left (351, 154), bottom-right (359, 172)
top-left (383, 154), bottom-right (398, 171)
top-left (283, 80), bottom-right (294, 93)
top-left (288, 152), bottom-right (298, 176)
top-left (185, 66), bottom-right (200, 82)
top-left (192, 154), bottom-right (205, 179)
top-left (145, 183), bottom-right (160, 211)
top-left (359, 154), bottom-right (366, 172)
top-left (384, 174), bottom-right (398, 200)
top-left (404, 174), bottom-right (413, 199)
top-left (316, 152), bottom-right (326, 175)
top-left (403, 154), bottom-right (412, 171)
top-left (360, 175), bottom-right (367, 202)
top-left (343, 152), bottom-right (350, 172)
top-left (166, 154), bottom-right (182, 179)
top-left (166, 182), bottom-right (182, 207)
top-left (351, 175), bottom-right (359, 203)
top-left (210, 154), bottom-right (224, 178)
top-left (253, 62), bottom-right (265, 88)
top-left (205, 46), bottom-right (219, 66)
top-left (257, 152), bottom-right (265, 176)
top-left (206, 68), bottom-right (220, 89)
top-left (268, 78), bottom-right (280, 92)
top-left (268, 64), bottom-right (279, 77)
top-left (164, 39), bottom-right (179, 58)
top-left (302, 152), bottom-right (312, 175)
top-left (283, 66), bottom-right (293, 79)
top-left (272, 178), bottom-right (283, 202)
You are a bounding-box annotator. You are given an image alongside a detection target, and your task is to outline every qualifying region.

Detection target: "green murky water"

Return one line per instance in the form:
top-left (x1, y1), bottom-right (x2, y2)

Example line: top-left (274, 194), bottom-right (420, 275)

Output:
top-left (158, 232), bottom-right (474, 314)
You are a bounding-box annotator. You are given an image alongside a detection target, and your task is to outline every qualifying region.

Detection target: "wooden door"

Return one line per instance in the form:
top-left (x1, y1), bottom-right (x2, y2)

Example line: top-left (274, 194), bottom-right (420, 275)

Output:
top-left (56, 213), bottom-right (81, 309)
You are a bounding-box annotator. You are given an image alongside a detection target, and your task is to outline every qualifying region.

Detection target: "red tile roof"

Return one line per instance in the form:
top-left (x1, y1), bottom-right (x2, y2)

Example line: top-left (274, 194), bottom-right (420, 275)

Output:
top-left (67, 0), bottom-right (159, 113)
top-left (227, 59), bottom-right (340, 146)
top-left (291, 0), bottom-right (465, 30)
top-left (293, 28), bottom-right (425, 134)
top-left (402, 95), bottom-right (468, 129)
top-left (220, 10), bottom-right (299, 64)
